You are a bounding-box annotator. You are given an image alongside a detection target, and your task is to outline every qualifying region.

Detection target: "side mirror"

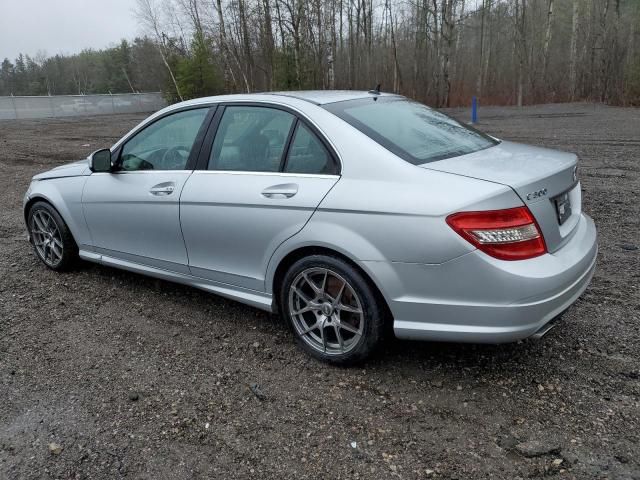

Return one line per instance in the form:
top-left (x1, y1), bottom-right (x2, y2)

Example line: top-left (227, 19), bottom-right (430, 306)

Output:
top-left (89, 149), bottom-right (112, 172)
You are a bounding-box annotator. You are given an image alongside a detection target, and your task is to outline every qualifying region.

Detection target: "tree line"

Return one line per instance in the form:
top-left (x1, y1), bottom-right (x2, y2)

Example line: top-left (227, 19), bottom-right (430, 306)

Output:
top-left (137, 0), bottom-right (640, 106)
top-left (0, 39), bottom-right (167, 97)
top-left (2, 0), bottom-right (639, 106)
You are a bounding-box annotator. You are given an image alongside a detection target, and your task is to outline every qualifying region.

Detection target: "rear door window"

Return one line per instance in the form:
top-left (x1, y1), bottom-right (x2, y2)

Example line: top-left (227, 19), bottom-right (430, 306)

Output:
top-left (208, 106), bottom-right (295, 172)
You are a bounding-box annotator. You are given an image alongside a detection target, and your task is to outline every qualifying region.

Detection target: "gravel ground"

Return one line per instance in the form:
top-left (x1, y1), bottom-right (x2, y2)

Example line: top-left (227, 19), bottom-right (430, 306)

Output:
top-left (0, 103), bottom-right (639, 479)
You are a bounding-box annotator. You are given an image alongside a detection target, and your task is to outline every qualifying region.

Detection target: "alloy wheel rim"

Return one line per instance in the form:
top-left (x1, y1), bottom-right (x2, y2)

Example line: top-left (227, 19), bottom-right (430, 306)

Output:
top-left (288, 267), bottom-right (364, 356)
top-left (30, 210), bottom-right (63, 267)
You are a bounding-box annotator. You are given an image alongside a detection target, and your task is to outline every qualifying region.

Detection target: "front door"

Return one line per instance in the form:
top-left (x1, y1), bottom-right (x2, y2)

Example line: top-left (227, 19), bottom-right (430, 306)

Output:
top-left (83, 107), bottom-right (211, 273)
top-left (180, 105), bottom-right (340, 291)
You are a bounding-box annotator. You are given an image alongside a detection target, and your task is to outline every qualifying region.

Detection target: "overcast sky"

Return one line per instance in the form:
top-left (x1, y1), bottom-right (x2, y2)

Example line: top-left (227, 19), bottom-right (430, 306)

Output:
top-left (0, 0), bottom-right (140, 61)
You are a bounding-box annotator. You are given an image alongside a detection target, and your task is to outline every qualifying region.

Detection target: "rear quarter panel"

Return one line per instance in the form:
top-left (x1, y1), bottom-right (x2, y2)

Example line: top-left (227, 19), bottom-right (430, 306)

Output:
top-left (265, 164), bottom-right (524, 293)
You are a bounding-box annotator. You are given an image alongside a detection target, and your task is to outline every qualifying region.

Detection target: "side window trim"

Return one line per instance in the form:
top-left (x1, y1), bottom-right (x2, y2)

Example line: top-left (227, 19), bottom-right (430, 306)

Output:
top-left (113, 105), bottom-right (215, 172)
top-left (278, 118), bottom-right (299, 172)
top-left (186, 106), bottom-right (218, 170)
top-left (193, 101), bottom-right (341, 176)
top-left (195, 105), bottom-right (225, 171)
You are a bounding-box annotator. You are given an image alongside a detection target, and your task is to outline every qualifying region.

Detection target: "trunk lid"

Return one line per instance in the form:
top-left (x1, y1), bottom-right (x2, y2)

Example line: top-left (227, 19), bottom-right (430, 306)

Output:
top-left (422, 141), bottom-right (581, 253)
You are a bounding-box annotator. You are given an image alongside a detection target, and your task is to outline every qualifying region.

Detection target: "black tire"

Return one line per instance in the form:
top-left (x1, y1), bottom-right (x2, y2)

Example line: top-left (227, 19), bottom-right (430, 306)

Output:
top-left (280, 254), bottom-right (386, 365)
top-left (28, 201), bottom-right (78, 271)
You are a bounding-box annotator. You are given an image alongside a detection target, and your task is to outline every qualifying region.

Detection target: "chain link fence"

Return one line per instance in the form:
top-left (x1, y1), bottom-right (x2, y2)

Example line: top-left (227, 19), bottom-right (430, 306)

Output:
top-left (0, 93), bottom-right (167, 120)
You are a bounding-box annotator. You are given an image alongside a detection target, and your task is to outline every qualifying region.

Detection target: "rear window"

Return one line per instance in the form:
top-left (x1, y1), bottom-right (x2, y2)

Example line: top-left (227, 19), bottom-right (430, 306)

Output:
top-left (323, 97), bottom-right (498, 165)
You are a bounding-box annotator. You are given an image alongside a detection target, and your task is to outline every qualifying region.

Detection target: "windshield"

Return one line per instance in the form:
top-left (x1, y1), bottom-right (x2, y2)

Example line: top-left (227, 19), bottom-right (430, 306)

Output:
top-left (323, 97), bottom-right (498, 165)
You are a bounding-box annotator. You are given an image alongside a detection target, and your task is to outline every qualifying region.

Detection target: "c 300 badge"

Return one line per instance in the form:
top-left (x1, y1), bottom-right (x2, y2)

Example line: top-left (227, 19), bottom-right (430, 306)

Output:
top-left (526, 188), bottom-right (548, 201)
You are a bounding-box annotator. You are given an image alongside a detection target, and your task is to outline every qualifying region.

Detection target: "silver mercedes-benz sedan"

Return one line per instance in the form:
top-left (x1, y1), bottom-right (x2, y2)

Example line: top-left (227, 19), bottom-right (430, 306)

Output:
top-left (23, 91), bottom-right (597, 364)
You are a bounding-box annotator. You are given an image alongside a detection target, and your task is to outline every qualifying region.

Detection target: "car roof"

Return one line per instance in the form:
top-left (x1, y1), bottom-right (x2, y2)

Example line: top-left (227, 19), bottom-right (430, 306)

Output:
top-left (173, 90), bottom-right (401, 109)
top-left (266, 90), bottom-right (400, 105)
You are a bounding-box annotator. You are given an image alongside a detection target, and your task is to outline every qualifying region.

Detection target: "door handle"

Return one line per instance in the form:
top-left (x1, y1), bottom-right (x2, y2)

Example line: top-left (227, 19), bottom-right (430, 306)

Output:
top-left (261, 183), bottom-right (298, 199)
top-left (149, 182), bottom-right (176, 196)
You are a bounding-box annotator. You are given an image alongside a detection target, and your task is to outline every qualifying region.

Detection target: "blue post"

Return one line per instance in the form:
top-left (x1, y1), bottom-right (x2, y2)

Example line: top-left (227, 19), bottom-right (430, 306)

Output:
top-left (471, 96), bottom-right (478, 124)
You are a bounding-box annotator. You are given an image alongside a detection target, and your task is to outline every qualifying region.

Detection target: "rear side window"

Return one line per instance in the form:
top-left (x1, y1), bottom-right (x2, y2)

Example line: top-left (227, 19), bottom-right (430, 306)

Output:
top-left (323, 97), bottom-right (497, 165)
top-left (208, 106), bottom-right (295, 172)
top-left (284, 123), bottom-right (334, 175)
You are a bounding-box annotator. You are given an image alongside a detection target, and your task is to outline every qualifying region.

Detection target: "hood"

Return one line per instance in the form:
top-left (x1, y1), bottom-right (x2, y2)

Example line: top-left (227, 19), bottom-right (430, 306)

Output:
top-left (32, 159), bottom-right (91, 180)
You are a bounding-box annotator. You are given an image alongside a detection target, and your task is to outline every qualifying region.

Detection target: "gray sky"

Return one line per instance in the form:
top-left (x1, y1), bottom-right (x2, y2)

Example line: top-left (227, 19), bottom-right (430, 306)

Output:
top-left (0, 0), bottom-right (140, 61)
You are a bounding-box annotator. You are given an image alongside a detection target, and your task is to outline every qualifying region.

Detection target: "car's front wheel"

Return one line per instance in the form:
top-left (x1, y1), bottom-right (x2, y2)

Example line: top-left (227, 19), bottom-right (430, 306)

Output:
top-left (280, 255), bottom-right (386, 365)
top-left (28, 201), bottom-right (78, 271)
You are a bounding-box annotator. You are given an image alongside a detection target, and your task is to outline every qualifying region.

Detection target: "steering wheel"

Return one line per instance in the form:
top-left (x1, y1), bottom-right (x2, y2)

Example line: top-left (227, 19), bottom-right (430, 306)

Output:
top-left (161, 145), bottom-right (190, 169)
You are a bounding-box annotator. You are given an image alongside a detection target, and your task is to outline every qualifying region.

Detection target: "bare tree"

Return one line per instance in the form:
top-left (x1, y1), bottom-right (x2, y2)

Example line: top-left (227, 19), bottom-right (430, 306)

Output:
top-left (515, 0), bottom-right (527, 107)
top-left (135, 0), bottom-right (184, 101)
top-left (568, 0), bottom-right (579, 100)
top-left (542, 0), bottom-right (553, 88)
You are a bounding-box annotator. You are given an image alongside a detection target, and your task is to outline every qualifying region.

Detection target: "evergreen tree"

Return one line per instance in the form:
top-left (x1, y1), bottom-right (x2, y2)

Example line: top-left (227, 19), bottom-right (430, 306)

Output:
top-left (176, 32), bottom-right (220, 99)
top-left (0, 59), bottom-right (15, 94)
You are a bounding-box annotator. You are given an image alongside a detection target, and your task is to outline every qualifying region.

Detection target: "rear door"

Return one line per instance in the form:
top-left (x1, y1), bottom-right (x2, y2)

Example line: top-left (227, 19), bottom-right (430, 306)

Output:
top-left (180, 104), bottom-right (339, 291)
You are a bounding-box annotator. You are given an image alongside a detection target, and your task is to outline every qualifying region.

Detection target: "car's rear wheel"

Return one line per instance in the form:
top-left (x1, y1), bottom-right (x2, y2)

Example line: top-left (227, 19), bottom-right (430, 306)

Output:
top-left (28, 201), bottom-right (78, 271)
top-left (280, 255), bottom-right (386, 365)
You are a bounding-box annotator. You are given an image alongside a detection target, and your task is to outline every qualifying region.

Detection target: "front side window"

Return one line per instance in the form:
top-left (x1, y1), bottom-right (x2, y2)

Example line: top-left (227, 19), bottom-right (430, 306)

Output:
top-left (323, 97), bottom-right (497, 165)
top-left (119, 108), bottom-right (209, 171)
top-left (208, 106), bottom-right (295, 172)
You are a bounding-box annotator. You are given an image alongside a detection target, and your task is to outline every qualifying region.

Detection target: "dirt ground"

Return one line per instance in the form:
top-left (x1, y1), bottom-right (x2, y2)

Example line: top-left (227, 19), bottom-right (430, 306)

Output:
top-left (0, 103), bottom-right (638, 479)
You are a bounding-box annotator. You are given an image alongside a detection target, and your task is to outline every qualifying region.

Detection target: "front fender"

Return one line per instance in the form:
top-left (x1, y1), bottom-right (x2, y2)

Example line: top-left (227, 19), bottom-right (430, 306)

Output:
top-left (25, 176), bottom-right (91, 248)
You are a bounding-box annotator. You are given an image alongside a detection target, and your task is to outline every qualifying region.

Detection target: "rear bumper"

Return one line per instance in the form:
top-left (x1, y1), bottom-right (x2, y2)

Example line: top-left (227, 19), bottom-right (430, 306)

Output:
top-left (360, 213), bottom-right (597, 343)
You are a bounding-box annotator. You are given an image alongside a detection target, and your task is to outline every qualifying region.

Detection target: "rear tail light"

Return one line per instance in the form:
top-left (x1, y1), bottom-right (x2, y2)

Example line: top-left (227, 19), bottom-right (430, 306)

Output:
top-left (446, 206), bottom-right (547, 260)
